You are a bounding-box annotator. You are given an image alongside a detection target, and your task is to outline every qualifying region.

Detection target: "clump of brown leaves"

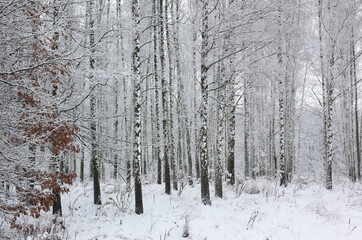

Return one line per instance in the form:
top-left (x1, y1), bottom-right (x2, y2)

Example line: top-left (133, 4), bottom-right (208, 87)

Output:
top-left (0, 166), bottom-right (76, 230)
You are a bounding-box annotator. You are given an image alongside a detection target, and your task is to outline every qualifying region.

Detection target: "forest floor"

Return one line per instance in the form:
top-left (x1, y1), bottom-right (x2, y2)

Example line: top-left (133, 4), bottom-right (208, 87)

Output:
top-left (59, 177), bottom-right (362, 240)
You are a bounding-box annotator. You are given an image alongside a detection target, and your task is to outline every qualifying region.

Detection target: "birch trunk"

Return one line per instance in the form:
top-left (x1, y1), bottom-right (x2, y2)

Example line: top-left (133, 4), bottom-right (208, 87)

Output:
top-left (244, 78), bottom-right (250, 178)
top-left (132, 0), bottom-right (143, 214)
top-left (319, 0), bottom-right (334, 190)
top-left (200, 0), bottom-right (211, 205)
top-left (193, 21), bottom-right (200, 180)
top-left (227, 81), bottom-right (236, 185)
top-left (277, 1), bottom-right (287, 187)
top-left (152, 0), bottom-right (162, 185)
top-left (351, 25), bottom-right (361, 181)
top-left (215, 64), bottom-right (224, 198)
top-left (89, 0), bottom-right (101, 204)
top-left (80, 146), bottom-right (84, 182)
top-left (113, 0), bottom-right (121, 180)
top-left (50, 2), bottom-right (63, 215)
top-left (159, 0), bottom-right (171, 195)
top-left (165, 0), bottom-right (177, 191)
top-left (226, 0), bottom-right (236, 185)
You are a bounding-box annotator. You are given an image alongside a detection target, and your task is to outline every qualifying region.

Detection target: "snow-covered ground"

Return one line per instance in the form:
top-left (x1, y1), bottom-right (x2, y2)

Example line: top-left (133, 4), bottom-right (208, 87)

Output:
top-left (61, 178), bottom-right (362, 240)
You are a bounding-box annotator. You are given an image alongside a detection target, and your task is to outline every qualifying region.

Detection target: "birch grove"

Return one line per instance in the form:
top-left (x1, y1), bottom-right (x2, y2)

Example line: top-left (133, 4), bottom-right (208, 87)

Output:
top-left (0, 0), bottom-right (361, 235)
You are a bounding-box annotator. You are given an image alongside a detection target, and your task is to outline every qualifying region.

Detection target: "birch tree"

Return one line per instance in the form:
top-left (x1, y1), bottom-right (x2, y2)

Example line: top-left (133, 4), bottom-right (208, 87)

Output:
top-left (132, 0), bottom-right (143, 214)
top-left (159, 0), bottom-right (171, 195)
top-left (200, 0), bottom-right (211, 205)
top-left (152, 0), bottom-right (162, 185)
top-left (88, 0), bottom-right (102, 205)
top-left (318, 0), bottom-right (337, 190)
top-left (165, 0), bottom-right (177, 191)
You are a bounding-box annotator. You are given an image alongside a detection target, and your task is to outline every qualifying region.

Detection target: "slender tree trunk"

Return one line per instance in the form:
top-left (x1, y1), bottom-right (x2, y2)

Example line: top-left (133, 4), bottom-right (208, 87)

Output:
top-left (116, 0), bottom-right (131, 190)
top-left (124, 77), bottom-right (131, 191)
top-left (277, 2), bottom-right (287, 187)
top-left (215, 5), bottom-right (226, 195)
top-left (119, 12), bottom-right (131, 191)
top-left (113, 105), bottom-right (119, 176)
top-left (51, 122), bottom-right (62, 214)
top-left (319, 0), bottom-right (328, 185)
top-left (113, 67), bottom-right (119, 180)
top-left (349, 66), bottom-right (355, 182)
top-left (80, 146), bottom-right (84, 182)
top-left (325, 81), bottom-right (333, 190)
top-left (250, 96), bottom-right (256, 179)
top-left (96, 0), bottom-right (106, 182)
top-left (52, 152), bottom-right (62, 216)
top-left (244, 78), bottom-right (250, 178)
top-left (271, 99), bottom-right (277, 177)
top-left (296, 64), bottom-right (308, 174)
top-left (152, 0), bottom-right (162, 185)
top-left (278, 68), bottom-right (286, 187)
top-left (29, 144), bottom-right (36, 188)
top-left (90, 94), bottom-right (102, 205)
top-left (215, 64), bottom-right (224, 198)
top-left (351, 25), bottom-right (361, 181)
top-left (142, 57), bottom-right (151, 177)
top-left (159, 0), bottom-right (171, 195)
top-left (227, 86), bottom-right (236, 185)
top-left (186, 128), bottom-right (193, 185)
top-left (200, 0), bottom-right (211, 205)
top-left (193, 22), bottom-right (200, 181)
top-left (132, 0), bottom-right (143, 214)
top-left (113, 0), bottom-right (123, 180)
top-left (341, 73), bottom-right (351, 181)
top-left (72, 148), bottom-right (76, 174)
top-left (325, 0), bottom-right (335, 190)
top-left (89, 0), bottom-right (101, 205)
top-left (50, 2), bottom-right (63, 215)
top-left (151, 76), bottom-right (156, 181)
top-left (165, 0), bottom-right (177, 191)
top-left (319, 0), bottom-right (334, 190)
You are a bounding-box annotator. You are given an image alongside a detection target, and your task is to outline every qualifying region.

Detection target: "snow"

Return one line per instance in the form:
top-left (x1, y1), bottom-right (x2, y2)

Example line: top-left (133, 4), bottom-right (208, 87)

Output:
top-left (60, 178), bottom-right (362, 240)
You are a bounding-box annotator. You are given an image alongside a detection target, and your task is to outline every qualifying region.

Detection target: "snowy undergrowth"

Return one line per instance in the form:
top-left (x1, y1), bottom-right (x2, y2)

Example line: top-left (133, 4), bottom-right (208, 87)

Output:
top-left (59, 178), bottom-right (362, 240)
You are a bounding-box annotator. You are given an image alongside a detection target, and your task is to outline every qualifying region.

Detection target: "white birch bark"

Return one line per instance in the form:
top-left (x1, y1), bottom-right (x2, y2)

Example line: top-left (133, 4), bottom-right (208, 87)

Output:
top-left (88, 0), bottom-right (102, 204)
top-left (159, 0), bottom-right (171, 195)
top-left (165, 0), bottom-right (177, 191)
top-left (200, 0), bottom-right (211, 205)
top-left (132, 0), bottom-right (143, 214)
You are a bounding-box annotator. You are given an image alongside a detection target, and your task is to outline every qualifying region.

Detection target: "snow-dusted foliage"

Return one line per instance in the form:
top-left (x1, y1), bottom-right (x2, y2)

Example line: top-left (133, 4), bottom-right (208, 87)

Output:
top-left (1, 0), bottom-right (361, 238)
top-left (0, 0), bottom-right (78, 237)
